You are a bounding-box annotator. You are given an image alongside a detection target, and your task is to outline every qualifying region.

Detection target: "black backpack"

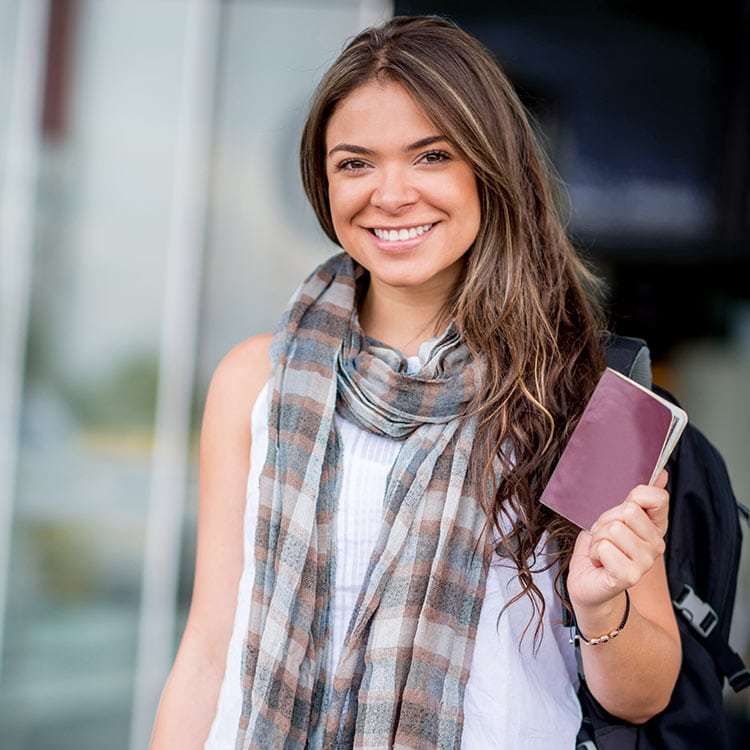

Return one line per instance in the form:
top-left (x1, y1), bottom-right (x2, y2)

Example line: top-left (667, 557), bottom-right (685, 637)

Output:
top-left (564, 334), bottom-right (750, 750)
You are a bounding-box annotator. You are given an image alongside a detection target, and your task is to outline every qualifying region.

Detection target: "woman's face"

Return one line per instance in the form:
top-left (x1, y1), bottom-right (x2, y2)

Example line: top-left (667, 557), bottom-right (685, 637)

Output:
top-left (324, 79), bottom-right (481, 293)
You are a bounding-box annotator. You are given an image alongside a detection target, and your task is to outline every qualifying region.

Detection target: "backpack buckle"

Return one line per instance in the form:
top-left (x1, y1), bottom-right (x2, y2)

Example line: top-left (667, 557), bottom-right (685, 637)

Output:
top-left (672, 583), bottom-right (718, 637)
top-left (728, 667), bottom-right (750, 691)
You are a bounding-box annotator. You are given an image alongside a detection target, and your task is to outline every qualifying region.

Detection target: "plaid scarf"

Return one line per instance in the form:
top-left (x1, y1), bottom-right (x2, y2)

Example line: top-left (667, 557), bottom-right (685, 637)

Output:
top-left (236, 252), bottom-right (498, 749)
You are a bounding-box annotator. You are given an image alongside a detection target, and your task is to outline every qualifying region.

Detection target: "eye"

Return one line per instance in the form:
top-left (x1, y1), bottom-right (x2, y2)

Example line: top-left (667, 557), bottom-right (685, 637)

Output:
top-left (336, 158), bottom-right (368, 172)
top-left (419, 149), bottom-right (451, 164)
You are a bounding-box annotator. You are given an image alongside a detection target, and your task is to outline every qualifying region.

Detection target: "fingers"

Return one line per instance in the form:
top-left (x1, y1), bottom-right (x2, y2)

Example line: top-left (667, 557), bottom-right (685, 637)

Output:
top-left (627, 481), bottom-right (670, 537)
top-left (591, 538), bottom-right (643, 590)
top-left (591, 518), bottom-right (664, 573)
top-left (627, 481), bottom-right (669, 514)
top-left (589, 478), bottom-right (669, 575)
top-left (591, 481), bottom-right (670, 539)
top-left (591, 498), bottom-right (665, 546)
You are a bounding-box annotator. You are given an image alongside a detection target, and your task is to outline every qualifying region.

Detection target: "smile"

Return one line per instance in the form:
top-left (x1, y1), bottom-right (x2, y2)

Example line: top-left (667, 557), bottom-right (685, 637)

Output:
top-left (369, 222), bottom-right (435, 241)
top-left (365, 221), bottom-right (439, 253)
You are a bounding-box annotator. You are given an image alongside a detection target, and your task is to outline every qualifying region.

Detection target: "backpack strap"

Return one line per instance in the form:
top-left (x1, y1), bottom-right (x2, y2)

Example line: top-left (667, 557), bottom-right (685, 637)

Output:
top-left (602, 333), bottom-right (652, 387)
top-left (649, 383), bottom-right (750, 693)
top-left (671, 581), bottom-right (750, 692)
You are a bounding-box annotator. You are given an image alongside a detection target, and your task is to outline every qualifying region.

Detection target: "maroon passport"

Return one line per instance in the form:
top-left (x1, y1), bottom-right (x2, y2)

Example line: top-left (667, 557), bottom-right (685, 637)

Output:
top-left (539, 367), bottom-right (688, 530)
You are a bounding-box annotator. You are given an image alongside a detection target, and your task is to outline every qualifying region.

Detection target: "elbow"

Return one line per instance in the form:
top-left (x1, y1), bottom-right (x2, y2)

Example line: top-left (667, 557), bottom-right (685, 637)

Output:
top-left (613, 692), bottom-right (673, 726)
top-left (626, 702), bottom-right (668, 726)
top-left (632, 680), bottom-right (680, 725)
top-left (628, 698), bottom-right (671, 725)
top-left (600, 693), bottom-right (670, 726)
top-left (623, 638), bottom-right (683, 725)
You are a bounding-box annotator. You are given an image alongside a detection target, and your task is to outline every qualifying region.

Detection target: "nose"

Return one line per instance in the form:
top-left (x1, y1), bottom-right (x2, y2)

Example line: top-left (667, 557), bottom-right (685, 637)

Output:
top-left (369, 165), bottom-right (419, 212)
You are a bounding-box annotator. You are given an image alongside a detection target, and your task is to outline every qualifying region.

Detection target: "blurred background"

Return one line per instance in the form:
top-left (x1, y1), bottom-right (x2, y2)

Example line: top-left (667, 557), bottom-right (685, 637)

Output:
top-left (0, 0), bottom-right (747, 748)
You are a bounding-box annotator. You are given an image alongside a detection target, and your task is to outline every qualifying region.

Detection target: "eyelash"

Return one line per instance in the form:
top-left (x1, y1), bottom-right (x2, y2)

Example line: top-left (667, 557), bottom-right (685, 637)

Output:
top-left (336, 149), bottom-right (452, 173)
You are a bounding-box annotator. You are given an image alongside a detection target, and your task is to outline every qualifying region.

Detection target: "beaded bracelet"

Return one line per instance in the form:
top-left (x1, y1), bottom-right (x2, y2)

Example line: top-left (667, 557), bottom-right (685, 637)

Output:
top-left (571, 589), bottom-right (631, 646)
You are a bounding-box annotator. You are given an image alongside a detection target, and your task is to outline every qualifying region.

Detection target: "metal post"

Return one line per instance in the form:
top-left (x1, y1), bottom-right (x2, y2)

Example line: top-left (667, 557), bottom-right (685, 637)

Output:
top-left (0, 0), bottom-right (51, 680)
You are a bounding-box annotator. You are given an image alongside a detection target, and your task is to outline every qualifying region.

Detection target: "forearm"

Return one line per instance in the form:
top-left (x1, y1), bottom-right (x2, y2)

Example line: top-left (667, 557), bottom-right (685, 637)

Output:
top-left (573, 589), bottom-right (682, 724)
top-left (150, 635), bottom-right (225, 749)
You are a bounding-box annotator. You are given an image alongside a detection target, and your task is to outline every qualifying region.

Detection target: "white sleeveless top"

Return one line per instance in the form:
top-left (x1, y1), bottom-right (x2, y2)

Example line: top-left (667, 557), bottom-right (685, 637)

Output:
top-left (205, 351), bottom-right (582, 749)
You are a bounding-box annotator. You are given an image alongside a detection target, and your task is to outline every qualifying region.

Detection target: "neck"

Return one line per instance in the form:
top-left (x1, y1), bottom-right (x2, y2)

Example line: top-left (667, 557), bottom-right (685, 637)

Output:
top-left (357, 267), bottom-right (459, 357)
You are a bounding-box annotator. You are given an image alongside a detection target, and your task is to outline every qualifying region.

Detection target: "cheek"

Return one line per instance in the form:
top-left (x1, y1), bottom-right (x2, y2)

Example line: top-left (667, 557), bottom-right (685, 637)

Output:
top-left (328, 179), bottom-right (366, 222)
top-left (456, 180), bottom-right (481, 235)
top-left (431, 170), bottom-right (480, 222)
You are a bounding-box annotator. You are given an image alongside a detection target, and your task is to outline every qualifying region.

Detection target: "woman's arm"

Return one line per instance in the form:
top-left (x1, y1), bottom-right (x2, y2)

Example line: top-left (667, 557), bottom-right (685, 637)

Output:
top-left (567, 470), bottom-right (682, 724)
top-left (573, 549), bottom-right (682, 723)
top-left (149, 333), bottom-right (272, 749)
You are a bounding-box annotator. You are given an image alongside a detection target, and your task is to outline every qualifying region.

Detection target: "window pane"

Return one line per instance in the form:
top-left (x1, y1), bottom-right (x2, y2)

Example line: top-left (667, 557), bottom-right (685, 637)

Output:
top-left (1, 1), bottom-right (189, 747)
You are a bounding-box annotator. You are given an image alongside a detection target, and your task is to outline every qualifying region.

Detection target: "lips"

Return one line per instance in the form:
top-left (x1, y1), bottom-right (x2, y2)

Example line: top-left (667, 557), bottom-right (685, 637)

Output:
top-left (369, 222), bottom-right (435, 241)
top-left (365, 221), bottom-right (438, 253)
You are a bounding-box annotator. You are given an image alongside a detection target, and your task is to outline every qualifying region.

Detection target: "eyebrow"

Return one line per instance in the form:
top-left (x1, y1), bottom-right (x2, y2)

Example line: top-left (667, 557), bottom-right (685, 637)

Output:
top-left (326, 135), bottom-right (451, 158)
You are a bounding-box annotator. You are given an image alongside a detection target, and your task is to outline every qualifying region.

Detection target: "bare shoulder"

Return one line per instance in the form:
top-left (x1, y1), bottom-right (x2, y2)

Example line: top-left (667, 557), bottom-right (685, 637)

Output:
top-left (210, 332), bottom-right (273, 408)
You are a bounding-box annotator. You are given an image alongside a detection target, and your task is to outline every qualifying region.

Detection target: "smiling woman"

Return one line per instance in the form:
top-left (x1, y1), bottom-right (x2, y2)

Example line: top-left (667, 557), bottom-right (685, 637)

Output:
top-left (150, 13), bottom-right (682, 750)
top-left (323, 79), bottom-right (481, 352)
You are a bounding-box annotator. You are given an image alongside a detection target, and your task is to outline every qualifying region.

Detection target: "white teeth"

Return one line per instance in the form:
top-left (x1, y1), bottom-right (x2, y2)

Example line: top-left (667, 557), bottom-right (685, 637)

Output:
top-left (373, 223), bottom-right (434, 241)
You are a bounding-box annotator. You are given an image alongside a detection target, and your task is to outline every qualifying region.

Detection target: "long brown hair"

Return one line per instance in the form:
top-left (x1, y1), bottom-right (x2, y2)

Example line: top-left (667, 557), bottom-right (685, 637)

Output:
top-left (299, 14), bottom-right (611, 653)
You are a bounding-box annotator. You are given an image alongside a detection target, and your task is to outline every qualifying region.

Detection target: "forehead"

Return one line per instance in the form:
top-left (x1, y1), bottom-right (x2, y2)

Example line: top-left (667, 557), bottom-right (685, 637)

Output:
top-left (325, 80), bottom-right (437, 148)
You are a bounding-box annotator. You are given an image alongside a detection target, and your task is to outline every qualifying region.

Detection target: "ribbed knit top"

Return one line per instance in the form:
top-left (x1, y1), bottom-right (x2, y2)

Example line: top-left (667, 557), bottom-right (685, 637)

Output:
top-left (205, 347), bottom-right (582, 749)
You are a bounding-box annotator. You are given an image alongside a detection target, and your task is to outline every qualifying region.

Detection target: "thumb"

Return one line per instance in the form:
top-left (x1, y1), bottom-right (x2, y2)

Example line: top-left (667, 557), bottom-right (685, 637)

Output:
top-left (654, 468), bottom-right (669, 489)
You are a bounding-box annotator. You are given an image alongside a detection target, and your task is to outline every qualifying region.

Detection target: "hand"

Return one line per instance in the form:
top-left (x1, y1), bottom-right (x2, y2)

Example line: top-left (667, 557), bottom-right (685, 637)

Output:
top-left (566, 470), bottom-right (670, 611)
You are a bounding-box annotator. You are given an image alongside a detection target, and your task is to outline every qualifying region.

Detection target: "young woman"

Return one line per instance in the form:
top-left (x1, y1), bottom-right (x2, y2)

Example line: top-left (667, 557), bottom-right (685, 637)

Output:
top-left (150, 15), bottom-right (682, 749)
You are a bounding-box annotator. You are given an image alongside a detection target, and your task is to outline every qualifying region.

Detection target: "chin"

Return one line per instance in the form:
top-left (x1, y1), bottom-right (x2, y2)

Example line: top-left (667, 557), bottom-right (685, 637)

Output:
top-left (354, 252), bottom-right (439, 288)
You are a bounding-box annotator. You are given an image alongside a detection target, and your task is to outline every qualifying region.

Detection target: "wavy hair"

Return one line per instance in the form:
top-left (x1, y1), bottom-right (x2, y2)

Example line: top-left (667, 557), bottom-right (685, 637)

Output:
top-left (299, 14), bottom-right (611, 653)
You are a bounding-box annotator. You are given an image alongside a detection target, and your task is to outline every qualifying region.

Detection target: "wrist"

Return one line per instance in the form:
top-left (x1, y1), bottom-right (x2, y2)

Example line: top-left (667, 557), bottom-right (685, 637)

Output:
top-left (572, 589), bottom-right (630, 642)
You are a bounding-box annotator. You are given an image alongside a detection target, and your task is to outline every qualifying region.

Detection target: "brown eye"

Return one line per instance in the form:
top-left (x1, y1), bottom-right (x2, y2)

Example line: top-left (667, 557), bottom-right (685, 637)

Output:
top-left (337, 159), bottom-right (367, 172)
top-left (420, 150), bottom-right (451, 164)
